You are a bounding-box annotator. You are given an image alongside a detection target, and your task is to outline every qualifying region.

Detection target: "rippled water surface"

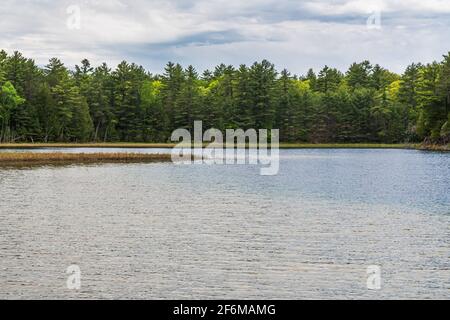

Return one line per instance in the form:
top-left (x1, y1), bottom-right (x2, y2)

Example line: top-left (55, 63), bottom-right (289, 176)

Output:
top-left (0, 149), bottom-right (449, 299)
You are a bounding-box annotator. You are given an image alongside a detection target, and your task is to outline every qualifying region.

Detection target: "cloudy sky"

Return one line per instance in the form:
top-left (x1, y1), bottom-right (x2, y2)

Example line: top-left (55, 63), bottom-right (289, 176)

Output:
top-left (1, 0), bottom-right (449, 75)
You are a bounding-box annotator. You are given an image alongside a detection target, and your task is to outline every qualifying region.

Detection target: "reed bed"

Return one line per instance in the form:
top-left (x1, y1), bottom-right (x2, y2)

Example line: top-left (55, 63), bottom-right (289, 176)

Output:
top-left (0, 143), bottom-right (176, 149)
top-left (278, 143), bottom-right (414, 149)
top-left (416, 144), bottom-right (450, 151)
top-left (0, 152), bottom-right (173, 166)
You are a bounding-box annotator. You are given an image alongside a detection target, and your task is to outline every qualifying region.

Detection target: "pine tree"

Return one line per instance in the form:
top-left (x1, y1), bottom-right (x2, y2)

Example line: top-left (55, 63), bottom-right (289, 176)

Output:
top-left (416, 62), bottom-right (445, 141)
top-left (346, 61), bottom-right (372, 89)
top-left (234, 65), bottom-right (253, 129)
top-left (275, 69), bottom-right (293, 141)
top-left (89, 63), bottom-right (114, 141)
top-left (316, 66), bottom-right (343, 93)
top-left (248, 60), bottom-right (277, 129)
top-left (305, 69), bottom-right (317, 91)
top-left (112, 61), bottom-right (147, 141)
top-left (161, 62), bottom-right (184, 132)
top-left (174, 65), bottom-right (200, 133)
top-left (438, 53), bottom-right (450, 142)
top-left (0, 49), bottom-right (448, 144)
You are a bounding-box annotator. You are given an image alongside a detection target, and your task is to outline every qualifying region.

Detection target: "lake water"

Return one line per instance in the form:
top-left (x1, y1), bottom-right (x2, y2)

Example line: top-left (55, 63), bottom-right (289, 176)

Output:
top-left (0, 148), bottom-right (449, 299)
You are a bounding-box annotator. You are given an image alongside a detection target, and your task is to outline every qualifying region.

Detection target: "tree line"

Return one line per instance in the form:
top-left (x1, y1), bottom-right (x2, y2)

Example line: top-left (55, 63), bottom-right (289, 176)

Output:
top-left (0, 49), bottom-right (449, 144)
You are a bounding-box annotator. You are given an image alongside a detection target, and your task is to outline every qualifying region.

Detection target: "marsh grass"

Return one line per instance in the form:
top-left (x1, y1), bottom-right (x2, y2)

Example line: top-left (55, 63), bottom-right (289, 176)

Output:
top-left (416, 144), bottom-right (450, 151)
top-left (278, 143), bottom-right (415, 149)
top-left (0, 143), bottom-right (177, 149)
top-left (0, 152), bottom-right (173, 167)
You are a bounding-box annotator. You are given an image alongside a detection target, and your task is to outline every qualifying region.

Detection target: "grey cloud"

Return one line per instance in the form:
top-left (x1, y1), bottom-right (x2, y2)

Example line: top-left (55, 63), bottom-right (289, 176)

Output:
top-left (0, 0), bottom-right (449, 74)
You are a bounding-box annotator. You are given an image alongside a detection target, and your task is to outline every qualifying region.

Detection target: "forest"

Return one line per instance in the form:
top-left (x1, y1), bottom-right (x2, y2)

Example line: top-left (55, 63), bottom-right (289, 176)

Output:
top-left (0, 49), bottom-right (449, 144)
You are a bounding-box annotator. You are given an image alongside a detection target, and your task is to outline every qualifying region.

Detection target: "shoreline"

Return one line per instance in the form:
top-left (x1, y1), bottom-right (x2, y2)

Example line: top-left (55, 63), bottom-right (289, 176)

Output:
top-left (0, 143), bottom-right (448, 151)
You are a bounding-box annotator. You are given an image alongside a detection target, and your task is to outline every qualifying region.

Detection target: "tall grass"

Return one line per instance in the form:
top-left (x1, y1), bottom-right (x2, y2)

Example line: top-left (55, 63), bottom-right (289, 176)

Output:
top-left (0, 143), bottom-right (177, 149)
top-left (0, 152), bottom-right (173, 166)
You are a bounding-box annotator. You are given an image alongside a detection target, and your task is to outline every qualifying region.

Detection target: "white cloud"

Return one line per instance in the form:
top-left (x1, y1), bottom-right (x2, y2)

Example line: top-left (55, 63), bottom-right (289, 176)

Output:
top-left (303, 0), bottom-right (450, 15)
top-left (0, 0), bottom-right (449, 74)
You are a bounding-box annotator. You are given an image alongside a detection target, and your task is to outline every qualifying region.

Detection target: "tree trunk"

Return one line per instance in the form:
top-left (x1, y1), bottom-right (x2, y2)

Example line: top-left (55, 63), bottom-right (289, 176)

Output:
top-left (94, 122), bottom-right (100, 141)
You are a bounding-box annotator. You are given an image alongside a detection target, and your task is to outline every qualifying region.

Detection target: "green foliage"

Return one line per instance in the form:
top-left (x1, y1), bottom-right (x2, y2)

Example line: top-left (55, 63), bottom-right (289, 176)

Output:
top-left (346, 61), bottom-right (372, 89)
top-left (0, 50), bottom-right (449, 144)
top-left (438, 53), bottom-right (450, 142)
top-left (317, 66), bottom-right (343, 93)
top-left (140, 80), bottom-right (169, 142)
top-left (0, 81), bottom-right (25, 142)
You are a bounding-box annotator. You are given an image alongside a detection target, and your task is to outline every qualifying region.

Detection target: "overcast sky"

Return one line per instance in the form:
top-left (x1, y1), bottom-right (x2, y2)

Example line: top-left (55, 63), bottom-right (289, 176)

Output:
top-left (1, 0), bottom-right (449, 75)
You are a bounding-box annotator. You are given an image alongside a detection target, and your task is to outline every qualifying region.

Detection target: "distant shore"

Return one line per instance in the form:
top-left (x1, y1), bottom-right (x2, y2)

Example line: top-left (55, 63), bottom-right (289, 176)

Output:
top-left (0, 143), bottom-right (448, 151)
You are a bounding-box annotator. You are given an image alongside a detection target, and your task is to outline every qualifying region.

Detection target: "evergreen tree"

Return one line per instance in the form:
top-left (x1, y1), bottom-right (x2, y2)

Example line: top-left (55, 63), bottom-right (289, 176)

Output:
top-left (305, 68), bottom-right (317, 91)
top-left (234, 65), bottom-right (253, 129)
top-left (174, 65), bottom-right (201, 132)
top-left (88, 63), bottom-right (115, 141)
top-left (316, 66), bottom-right (343, 93)
top-left (438, 53), bottom-right (450, 142)
top-left (0, 49), bottom-right (448, 145)
top-left (248, 60), bottom-right (277, 129)
top-left (416, 62), bottom-right (445, 141)
top-left (161, 62), bottom-right (184, 132)
top-left (346, 61), bottom-right (372, 89)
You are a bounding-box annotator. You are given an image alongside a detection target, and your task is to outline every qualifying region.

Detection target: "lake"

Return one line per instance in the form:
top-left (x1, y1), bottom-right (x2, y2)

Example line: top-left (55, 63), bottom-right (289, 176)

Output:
top-left (0, 148), bottom-right (449, 299)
